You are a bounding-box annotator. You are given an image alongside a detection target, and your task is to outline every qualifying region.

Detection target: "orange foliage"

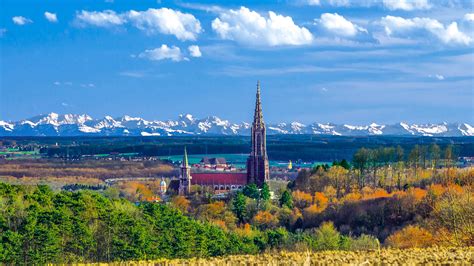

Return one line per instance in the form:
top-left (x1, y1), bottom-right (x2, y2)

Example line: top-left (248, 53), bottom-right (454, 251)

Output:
top-left (407, 187), bottom-right (427, 202)
top-left (313, 192), bottom-right (328, 210)
top-left (342, 192), bottom-right (362, 202)
top-left (171, 195), bottom-right (190, 213)
top-left (235, 223), bottom-right (253, 237)
top-left (252, 211), bottom-right (278, 229)
top-left (212, 220), bottom-right (228, 231)
top-left (292, 190), bottom-right (312, 209)
top-left (428, 184), bottom-right (445, 197)
top-left (362, 188), bottom-right (390, 200)
top-left (446, 183), bottom-right (463, 194)
top-left (386, 225), bottom-right (435, 248)
top-left (121, 181), bottom-right (156, 201)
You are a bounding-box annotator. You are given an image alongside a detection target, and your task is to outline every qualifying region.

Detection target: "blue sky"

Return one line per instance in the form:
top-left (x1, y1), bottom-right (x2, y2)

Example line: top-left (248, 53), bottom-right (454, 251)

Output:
top-left (1, 0), bottom-right (473, 124)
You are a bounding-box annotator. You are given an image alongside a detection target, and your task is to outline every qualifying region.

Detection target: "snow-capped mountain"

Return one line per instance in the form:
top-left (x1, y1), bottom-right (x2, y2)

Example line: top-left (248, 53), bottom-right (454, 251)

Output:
top-left (0, 113), bottom-right (472, 137)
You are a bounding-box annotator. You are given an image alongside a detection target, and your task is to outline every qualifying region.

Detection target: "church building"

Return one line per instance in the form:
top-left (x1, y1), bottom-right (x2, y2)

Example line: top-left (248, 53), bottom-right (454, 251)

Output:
top-left (178, 81), bottom-right (270, 195)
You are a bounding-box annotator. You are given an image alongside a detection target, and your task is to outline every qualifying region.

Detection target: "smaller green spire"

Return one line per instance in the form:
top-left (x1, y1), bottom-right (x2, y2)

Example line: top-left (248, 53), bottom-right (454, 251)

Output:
top-left (183, 146), bottom-right (189, 168)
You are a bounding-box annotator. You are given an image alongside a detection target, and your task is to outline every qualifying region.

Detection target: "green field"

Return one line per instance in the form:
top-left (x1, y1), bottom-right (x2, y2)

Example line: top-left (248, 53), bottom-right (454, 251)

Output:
top-left (159, 153), bottom-right (329, 169)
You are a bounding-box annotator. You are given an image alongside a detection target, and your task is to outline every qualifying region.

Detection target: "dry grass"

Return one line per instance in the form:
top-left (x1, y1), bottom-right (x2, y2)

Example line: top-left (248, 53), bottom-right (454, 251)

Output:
top-left (69, 247), bottom-right (473, 265)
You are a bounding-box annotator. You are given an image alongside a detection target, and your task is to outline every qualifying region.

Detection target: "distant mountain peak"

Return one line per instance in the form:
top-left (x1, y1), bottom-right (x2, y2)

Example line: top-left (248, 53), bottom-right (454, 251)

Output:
top-left (0, 113), bottom-right (472, 137)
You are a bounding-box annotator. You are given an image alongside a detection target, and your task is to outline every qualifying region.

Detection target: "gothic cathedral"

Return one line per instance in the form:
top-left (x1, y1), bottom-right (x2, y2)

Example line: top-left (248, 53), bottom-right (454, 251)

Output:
top-left (246, 81), bottom-right (270, 187)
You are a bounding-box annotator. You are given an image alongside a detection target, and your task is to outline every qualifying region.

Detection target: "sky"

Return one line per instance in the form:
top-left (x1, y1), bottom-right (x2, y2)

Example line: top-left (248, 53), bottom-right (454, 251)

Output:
top-left (1, 0), bottom-right (473, 124)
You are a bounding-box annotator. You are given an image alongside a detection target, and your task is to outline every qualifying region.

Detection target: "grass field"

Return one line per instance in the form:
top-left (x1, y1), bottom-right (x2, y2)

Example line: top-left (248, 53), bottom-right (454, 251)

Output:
top-left (77, 247), bottom-right (472, 265)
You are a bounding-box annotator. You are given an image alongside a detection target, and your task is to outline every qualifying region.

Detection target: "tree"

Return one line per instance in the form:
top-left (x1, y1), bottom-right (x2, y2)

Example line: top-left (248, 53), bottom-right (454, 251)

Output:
top-left (252, 211), bottom-right (278, 230)
top-left (260, 183), bottom-right (270, 201)
top-left (408, 145), bottom-right (422, 178)
top-left (327, 166), bottom-right (348, 198)
top-left (242, 183), bottom-right (260, 200)
top-left (353, 148), bottom-right (370, 188)
top-left (279, 190), bottom-right (293, 209)
top-left (171, 196), bottom-right (190, 213)
top-left (232, 192), bottom-right (247, 224)
top-left (429, 143), bottom-right (441, 169)
top-left (386, 225), bottom-right (434, 248)
top-left (313, 222), bottom-right (341, 250)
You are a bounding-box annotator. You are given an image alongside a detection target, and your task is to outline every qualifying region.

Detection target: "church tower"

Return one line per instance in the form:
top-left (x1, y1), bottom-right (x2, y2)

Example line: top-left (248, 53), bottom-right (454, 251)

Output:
top-left (179, 147), bottom-right (192, 195)
top-left (247, 81), bottom-right (270, 187)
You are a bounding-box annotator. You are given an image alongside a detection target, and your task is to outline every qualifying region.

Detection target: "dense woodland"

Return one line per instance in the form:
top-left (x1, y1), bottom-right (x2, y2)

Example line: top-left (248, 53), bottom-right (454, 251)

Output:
top-left (2, 135), bottom-right (473, 161)
top-left (0, 144), bottom-right (473, 263)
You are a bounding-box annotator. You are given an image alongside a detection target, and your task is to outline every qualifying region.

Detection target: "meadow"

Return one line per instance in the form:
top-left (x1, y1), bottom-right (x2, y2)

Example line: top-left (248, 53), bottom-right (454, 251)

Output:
top-left (80, 247), bottom-right (473, 265)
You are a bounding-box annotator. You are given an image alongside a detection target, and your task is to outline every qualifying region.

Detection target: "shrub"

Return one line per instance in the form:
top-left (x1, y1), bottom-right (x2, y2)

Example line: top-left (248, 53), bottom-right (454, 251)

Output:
top-left (312, 222), bottom-right (341, 251)
top-left (350, 234), bottom-right (380, 250)
top-left (386, 225), bottom-right (434, 248)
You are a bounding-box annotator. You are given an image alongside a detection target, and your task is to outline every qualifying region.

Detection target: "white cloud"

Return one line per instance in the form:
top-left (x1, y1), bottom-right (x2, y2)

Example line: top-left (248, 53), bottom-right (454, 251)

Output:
top-left (435, 74), bottom-right (445, 80)
top-left (465, 13), bottom-right (474, 22)
top-left (211, 6), bottom-right (313, 46)
top-left (305, 0), bottom-right (350, 6)
top-left (44, 12), bottom-right (58, 23)
top-left (139, 44), bottom-right (186, 62)
top-left (75, 8), bottom-right (201, 41)
top-left (380, 16), bottom-right (471, 45)
top-left (75, 10), bottom-right (125, 27)
top-left (126, 8), bottom-right (201, 41)
top-left (188, 45), bottom-right (202, 57)
top-left (383, 0), bottom-right (431, 11)
top-left (12, 16), bottom-right (33, 25)
top-left (304, 0), bottom-right (431, 10)
top-left (318, 13), bottom-right (367, 37)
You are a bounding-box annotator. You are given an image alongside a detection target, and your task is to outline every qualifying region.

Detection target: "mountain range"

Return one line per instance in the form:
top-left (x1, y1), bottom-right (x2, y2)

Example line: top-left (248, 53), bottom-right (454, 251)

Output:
top-left (0, 113), bottom-right (473, 137)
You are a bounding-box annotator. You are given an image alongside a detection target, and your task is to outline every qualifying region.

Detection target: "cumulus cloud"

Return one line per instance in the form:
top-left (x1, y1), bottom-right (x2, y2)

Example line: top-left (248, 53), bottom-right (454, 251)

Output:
top-left (75, 10), bottom-right (125, 27)
top-left (188, 45), bottom-right (202, 57)
top-left (12, 16), bottom-right (33, 25)
top-left (139, 44), bottom-right (186, 62)
top-left (75, 8), bottom-right (201, 41)
top-left (211, 6), bottom-right (313, 46)
top-left (317, 13), bottom-right (367, 37)
top-left (383, 0), bottom-right (431, 11)
top-left (44, 12), bottom-right (58, 23)
top-left (126, 8), bottom-right (201, 41)
top-left (465, 13), bottom-right (474, 22)
top-left (380, 16), bottom-right (471, 45)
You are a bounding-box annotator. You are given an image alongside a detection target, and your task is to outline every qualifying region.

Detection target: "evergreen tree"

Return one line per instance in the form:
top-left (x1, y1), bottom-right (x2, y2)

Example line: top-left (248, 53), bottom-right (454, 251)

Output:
top-left (232, 192), bottom-right (247, 224)
top-left (243, 183), bottom-right (260, 199)
top-left (260, 183), bottom-right (271, 201)
top-left (279, 190), bottom-right (293, 209)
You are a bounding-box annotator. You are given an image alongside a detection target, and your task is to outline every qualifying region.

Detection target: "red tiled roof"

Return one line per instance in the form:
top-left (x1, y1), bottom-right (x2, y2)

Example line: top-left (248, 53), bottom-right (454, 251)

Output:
top-left (191, 172), bottom-right (247, 185)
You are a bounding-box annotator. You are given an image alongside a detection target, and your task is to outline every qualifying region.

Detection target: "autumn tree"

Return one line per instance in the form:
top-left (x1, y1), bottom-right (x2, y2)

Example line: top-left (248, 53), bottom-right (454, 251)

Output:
top-left (327, 165), bottom-right (348, 198)
top-left (386, 225), bottom-right (434, 248)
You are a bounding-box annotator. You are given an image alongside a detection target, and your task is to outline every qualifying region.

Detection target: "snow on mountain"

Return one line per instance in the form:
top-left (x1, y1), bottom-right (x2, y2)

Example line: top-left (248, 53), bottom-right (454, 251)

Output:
top-left (0, 121), bottom-right (14, 132)
top-left (0, 113), bottom-right (472, 137)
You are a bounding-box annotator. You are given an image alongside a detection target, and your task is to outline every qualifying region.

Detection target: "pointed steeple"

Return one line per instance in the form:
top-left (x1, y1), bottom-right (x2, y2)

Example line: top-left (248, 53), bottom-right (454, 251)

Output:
top-left (253, 81), bottom-right (264, 128)
top-left (182, 146), bottom-right (189, 168)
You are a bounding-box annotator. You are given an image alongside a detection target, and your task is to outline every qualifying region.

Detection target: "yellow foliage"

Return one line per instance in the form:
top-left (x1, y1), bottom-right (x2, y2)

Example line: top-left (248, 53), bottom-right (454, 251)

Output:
top-left (342, 192), bottom-right (362, 202)
top-left (252, 211), bottom-right (278, 229)
top-left (314, 192), bottom-right (328, 210)
top-left (171, 196), bottom-right (190, 213)
top-left (386, 225), bottom-right (435, 248)
top-left (292, 190), bottom-right (312, 209)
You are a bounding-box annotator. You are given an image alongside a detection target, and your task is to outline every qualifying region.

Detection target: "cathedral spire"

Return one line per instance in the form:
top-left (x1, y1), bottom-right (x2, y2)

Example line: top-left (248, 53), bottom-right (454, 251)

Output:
top-left (247, 81), bottom-right (269, 187)
top-left (182, 146), bottom-right (189, 168)
top-left (254, 81), bottom-right (264, 128)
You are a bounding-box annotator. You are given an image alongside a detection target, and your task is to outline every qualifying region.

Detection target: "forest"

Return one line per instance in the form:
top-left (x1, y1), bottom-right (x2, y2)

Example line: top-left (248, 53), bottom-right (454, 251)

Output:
top-left (2, 135), bottom-right (473, 161)
top-left (0, 144), bottom-right (473, 263)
